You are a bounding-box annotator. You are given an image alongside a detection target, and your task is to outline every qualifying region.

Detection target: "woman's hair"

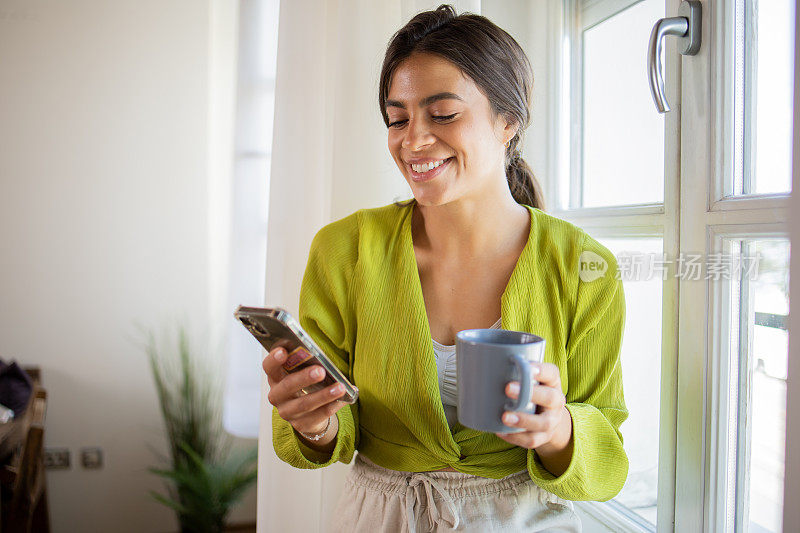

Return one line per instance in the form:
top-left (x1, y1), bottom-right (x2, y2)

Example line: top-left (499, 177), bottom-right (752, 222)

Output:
top-left (379, 4), bottom-right (545, 210)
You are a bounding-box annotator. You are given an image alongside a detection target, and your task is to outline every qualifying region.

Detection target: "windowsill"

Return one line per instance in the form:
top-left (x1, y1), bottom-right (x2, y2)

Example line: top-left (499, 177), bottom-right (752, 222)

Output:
top-left (574, 500), bottom-right (656, 533)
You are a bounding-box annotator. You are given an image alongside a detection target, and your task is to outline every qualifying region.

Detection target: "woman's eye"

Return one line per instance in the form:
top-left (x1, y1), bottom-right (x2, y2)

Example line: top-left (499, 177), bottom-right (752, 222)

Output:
top-left (387, 113), bottom-right (457, 129)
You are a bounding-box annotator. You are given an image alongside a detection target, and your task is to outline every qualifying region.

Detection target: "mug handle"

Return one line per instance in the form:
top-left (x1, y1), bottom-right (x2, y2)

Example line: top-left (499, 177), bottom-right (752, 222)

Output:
top-left (505, 354), bottom-right (532, 412)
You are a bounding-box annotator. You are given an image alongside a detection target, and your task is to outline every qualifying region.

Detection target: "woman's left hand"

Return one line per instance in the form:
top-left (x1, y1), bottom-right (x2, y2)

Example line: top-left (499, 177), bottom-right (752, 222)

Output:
top-left (494, 362), bottom-right (573, 461)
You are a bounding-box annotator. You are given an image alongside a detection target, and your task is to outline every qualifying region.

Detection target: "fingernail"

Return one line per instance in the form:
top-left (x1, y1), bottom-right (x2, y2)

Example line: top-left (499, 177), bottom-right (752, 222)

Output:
top-left (274, 349), bottom-right (286, 362)
top-left (531, 365), bottom-right (540, 376)
top-left (330, 384), bottom-right (343, 394)
top-left (311, 367), bottom-right (323, 379)
top-left (504, 413), bottom-right (519, 424)
top-left (508, 382), bottom-right (520, 396)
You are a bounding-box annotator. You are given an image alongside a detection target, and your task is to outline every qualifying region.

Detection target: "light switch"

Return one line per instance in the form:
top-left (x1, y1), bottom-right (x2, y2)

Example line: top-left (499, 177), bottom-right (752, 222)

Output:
top-left (81, 447), bottom-right (103, 469)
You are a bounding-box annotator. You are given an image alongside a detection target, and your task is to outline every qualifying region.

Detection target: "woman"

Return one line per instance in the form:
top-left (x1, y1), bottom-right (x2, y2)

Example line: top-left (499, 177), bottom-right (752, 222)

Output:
top-left (263, 5), bottom-right (628, 531)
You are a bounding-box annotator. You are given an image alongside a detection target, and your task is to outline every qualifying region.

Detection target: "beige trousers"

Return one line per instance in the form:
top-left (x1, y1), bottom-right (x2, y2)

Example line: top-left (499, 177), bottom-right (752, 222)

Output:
top-left (331, 453), bottom-right (581, 533)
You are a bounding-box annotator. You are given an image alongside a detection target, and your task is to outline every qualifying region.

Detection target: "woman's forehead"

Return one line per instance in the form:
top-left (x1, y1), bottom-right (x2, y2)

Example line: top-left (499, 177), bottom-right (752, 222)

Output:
top-left (386, 53), bottom-right (478, 105)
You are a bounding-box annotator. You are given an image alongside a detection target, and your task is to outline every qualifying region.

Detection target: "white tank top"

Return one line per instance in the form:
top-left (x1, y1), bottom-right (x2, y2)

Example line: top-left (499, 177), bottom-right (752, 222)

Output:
top-left (431, 318), bottom-right (503, 428)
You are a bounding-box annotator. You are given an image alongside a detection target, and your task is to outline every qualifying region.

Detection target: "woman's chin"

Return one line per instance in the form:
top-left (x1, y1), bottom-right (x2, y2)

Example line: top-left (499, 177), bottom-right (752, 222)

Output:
top-left (410, 192), bottom-right (450, 208)
top-left (408, 184), bottom-right (452, 207)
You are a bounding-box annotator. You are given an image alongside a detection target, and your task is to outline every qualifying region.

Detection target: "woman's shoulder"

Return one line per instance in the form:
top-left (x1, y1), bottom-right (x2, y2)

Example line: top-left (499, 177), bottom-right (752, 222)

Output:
top-left (527, 206), bottom-right (583, 242)
top-left (525, 206), bottom-right (619, 277)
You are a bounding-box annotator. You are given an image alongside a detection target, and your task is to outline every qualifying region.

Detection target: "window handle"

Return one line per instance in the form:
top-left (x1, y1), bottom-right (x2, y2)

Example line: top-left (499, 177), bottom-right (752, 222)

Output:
top-left (648, 0), bottom-right (702, 113)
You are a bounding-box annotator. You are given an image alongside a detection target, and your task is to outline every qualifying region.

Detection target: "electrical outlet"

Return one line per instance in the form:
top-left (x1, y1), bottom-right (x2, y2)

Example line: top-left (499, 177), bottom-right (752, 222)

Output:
top-left (44, 448), bottom-right (70, 469)
top-left (80, 447), bottom-right (103, 469)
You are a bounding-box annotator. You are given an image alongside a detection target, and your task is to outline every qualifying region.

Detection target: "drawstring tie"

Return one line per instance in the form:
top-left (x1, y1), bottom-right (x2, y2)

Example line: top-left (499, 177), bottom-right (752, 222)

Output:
top-left (404, 472), bottom-right (460, 532)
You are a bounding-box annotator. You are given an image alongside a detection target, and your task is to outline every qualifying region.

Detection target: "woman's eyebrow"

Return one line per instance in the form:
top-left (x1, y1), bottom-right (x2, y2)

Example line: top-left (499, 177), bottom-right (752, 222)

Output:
top-left (385, 92), bottom-right (464, 110)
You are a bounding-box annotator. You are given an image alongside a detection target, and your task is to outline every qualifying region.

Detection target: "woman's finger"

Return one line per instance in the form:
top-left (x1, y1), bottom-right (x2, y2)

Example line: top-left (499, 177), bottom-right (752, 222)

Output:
top-left (494, 428), bottom-right (548, 450)
top-left (276, 381), bottom-right (347, 421)
top-left (267, 363), bottom-right (328, 406)
top-left (504, 382), bottom-right (565, 411)
top-left (529, 385), bottom-right (566, 411)
top-left (501, 410), bottom-right (560, 434)
top-left (530, 362), bottom-right (561, 389)
top-left (262, 347), bottom-right (290, 387)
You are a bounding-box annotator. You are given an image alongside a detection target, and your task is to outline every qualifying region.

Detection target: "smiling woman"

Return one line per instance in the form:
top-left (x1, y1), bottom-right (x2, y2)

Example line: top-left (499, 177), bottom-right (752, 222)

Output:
top-left (380, 17), bottom-right (545, 210)
top-left (264, 4), bottom-right (628, 532)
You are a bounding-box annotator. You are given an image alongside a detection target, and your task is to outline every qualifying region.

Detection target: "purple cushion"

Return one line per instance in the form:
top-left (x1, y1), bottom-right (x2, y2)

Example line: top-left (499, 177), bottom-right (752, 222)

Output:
top-left (0, 360), bottom-right (33, 417)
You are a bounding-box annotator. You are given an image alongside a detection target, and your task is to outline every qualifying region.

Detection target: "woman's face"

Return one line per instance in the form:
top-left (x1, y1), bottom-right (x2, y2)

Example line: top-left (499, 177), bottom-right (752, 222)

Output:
top-left (385, 52), bottom-right (515, 207)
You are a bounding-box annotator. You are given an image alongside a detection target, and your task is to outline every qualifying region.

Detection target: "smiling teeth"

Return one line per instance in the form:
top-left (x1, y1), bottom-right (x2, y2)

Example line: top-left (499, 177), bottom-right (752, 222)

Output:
top-left (411, 159), bottom-right (447, 173)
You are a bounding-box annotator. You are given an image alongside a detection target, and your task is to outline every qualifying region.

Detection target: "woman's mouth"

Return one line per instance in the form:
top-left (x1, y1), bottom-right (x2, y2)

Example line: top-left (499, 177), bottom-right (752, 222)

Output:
top-left (408, 157), bottom-right (453, 182)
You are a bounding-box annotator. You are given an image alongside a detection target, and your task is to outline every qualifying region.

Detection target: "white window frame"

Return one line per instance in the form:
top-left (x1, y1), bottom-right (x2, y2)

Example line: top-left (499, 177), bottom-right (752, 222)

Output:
top-left (690, 1), bottom-right (790, 530)
top-left (705, 227), bottom-right (788, 532)
top-left (547, 1), bottom-right (792, 532)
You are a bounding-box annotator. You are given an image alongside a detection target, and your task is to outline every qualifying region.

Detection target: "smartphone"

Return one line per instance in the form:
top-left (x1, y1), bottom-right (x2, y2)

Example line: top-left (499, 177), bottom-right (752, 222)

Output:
top-left (234, 305), bottom-right (359, 404)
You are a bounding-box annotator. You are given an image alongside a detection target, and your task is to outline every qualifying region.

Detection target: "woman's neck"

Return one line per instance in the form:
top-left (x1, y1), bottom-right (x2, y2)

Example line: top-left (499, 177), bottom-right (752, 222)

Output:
top-left (412, 188), bottom-right (530, 259)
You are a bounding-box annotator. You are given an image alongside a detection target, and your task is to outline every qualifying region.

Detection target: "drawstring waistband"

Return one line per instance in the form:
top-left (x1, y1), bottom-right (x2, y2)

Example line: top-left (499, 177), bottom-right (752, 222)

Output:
top-left (336, 453), bottom-right (580, 533)
top-left (350, 453), bottom-right (533, 532)
top-left (404, 472), bottom-right (460, 533)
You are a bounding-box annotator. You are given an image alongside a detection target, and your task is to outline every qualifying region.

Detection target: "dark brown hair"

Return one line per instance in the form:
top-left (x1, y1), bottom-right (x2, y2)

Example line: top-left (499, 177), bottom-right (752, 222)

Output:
top-left (379, 4), bottom-right (545, 210)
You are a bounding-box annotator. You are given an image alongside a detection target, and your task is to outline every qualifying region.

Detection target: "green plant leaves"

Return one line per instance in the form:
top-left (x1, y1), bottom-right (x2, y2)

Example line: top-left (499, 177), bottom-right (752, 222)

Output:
top-left (144, 326), bottom-right (257, 533)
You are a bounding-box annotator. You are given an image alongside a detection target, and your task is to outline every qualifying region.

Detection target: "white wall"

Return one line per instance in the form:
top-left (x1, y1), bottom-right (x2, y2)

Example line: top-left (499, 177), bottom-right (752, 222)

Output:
top-left (482, 0), bottom-right (555, 188)
top-left (0, 0), bottom-right (256, 531)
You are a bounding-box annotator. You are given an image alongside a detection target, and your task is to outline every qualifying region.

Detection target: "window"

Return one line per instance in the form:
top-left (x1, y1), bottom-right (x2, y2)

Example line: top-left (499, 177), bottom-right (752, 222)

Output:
top-left (701, 1), bottom-right (794, 530)
top-left (575, 0), bottom-right (665, 208)
top-left (733, 0), bottom-right (795, 196)
top-left (709, 236), bottom-right (790, 533)
top-left (730, 239), bottom-right (789, 531)
top-left (548, 0), bottom-right (793, 531)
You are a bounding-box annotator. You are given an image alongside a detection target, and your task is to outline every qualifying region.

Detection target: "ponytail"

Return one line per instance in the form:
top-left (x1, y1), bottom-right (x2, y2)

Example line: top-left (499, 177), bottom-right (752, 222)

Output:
top-left (505, 136), bottom-right (545, 210)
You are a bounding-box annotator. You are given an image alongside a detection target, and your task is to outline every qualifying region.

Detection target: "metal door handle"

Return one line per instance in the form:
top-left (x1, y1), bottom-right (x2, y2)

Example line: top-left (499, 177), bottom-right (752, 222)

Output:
top-left (648, 0), bottom-right (702, 113)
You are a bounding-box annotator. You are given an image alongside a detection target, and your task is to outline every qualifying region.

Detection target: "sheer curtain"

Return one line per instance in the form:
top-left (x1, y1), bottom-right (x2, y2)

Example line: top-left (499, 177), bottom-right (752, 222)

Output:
top-left (222, 0), bottom-right (279, 439)
top-left (257, 1), bottom-right (480, 531)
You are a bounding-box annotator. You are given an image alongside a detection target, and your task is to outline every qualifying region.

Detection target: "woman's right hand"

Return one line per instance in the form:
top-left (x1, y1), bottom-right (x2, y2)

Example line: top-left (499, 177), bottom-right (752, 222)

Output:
top-left (263, 346), bottom-right (347, 441)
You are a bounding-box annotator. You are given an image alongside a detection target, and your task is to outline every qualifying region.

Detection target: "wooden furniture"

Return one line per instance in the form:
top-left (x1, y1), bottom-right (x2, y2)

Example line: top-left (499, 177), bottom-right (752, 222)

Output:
top-left (0, 368), bottom-right (50, 532)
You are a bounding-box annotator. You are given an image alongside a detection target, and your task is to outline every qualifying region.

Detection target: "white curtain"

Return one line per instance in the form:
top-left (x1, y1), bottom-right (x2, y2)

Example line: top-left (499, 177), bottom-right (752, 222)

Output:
top-left (256, 1), bottom-right (480, 531)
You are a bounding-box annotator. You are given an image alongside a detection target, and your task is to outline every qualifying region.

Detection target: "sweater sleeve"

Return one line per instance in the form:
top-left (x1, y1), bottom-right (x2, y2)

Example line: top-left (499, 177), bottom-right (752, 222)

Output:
top-left (271, 220), bottom-right (360, 469)
top-left (526, 232), bottom-right (629, 501)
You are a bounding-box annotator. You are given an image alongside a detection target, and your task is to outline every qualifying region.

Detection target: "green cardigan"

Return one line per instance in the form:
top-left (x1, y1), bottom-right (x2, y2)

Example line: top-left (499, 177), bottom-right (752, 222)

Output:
top-left (272, 202), bottom-right (628, 501)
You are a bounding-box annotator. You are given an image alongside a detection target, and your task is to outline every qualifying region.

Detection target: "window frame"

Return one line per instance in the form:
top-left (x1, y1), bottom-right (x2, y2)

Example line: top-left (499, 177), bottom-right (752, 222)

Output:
top-left (676, 0), bottom-right (790, 531)
top-left (550, 0), bottom-right (792, 531)
top-left (704, 227), bottom-right (789, 532)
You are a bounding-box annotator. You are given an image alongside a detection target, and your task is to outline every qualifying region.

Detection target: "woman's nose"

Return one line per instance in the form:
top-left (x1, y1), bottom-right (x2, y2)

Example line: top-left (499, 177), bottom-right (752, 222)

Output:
top-left (402, 119), bottom-right (435, 151)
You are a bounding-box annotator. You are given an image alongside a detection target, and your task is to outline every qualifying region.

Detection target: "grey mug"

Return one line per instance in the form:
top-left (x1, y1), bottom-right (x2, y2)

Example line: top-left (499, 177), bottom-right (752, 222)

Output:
top-left (455, 329), bottom-right (546, 433)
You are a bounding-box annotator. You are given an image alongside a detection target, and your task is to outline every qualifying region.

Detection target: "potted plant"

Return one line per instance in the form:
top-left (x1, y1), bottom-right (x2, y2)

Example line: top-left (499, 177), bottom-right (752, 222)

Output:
top-left (144, 326), bottom-right (257, 533)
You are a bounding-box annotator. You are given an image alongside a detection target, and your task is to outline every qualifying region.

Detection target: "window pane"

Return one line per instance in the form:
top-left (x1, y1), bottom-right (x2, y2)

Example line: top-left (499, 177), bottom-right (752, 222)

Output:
top-left (581, 0), bottom-right (664, 207)
top-left (746, 240), bottom-right (789, 531)
top-left (735, 0), bottom-right (795, 195)
top-left (598, 237), bottom-right (663, 526)
top-left (726, 239), bottom-right (789, 531)
top-left (752, 0), bottom-right (795, 194)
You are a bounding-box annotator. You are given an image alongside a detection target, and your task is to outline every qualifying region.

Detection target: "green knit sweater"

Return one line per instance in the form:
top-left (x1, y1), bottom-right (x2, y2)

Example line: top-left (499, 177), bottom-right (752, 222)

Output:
top-left (272, 202), bottom-right (628, 501)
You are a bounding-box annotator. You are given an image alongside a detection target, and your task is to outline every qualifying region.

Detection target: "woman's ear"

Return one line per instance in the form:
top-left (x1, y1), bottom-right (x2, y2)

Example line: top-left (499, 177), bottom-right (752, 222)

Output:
top-left (497, 113), bottom-right (519, 146)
